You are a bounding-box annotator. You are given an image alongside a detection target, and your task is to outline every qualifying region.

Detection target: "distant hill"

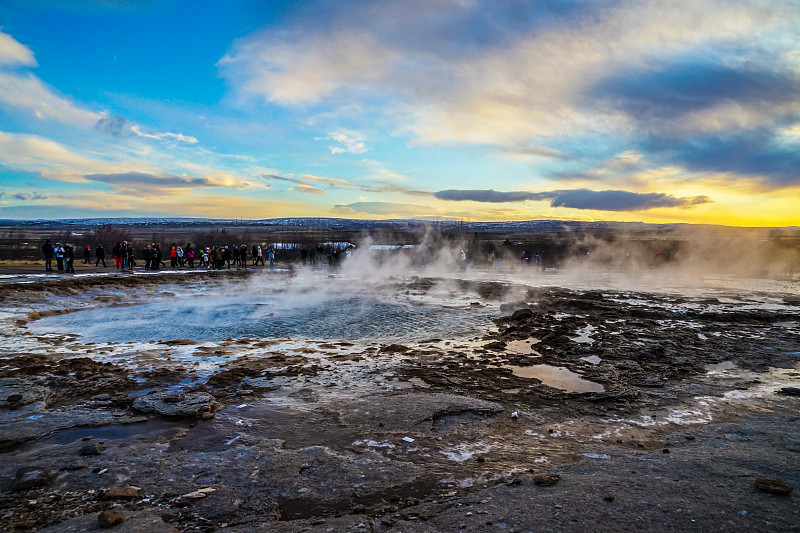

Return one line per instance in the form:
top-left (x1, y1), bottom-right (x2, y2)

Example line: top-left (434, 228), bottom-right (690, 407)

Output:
top-left (0, 217), bottom-right (797, 235)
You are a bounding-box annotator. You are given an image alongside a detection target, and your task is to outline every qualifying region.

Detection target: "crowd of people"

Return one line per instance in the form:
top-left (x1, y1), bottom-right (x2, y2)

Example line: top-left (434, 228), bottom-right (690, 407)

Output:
top-left (39, 239), bottom-right (344, 273)
top-left (41, 238), bottom-right (552, 274)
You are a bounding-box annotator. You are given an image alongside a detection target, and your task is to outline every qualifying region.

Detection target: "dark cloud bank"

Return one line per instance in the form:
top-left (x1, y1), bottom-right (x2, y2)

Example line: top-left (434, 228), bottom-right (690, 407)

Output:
top-left (435, 189), bottom-right (711, 211)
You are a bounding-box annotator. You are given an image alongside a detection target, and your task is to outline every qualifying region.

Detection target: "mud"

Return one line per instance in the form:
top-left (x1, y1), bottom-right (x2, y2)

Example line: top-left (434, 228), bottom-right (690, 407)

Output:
top-left (0, 269), bottom-right (799, 531)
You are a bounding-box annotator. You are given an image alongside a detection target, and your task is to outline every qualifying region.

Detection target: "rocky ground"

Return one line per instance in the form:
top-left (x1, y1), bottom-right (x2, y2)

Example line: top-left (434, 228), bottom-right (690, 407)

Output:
top-left (0, 268), bottom-right (799, 532)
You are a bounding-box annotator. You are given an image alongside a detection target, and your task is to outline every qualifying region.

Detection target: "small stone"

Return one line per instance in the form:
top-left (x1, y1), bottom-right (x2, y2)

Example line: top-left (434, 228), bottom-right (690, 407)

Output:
top-left (754, 477), bottom-right (793, 495)
top-left (7, 394), bottom-right (23, 403)
top-left (684, 435), bottom-right (695, 440)
top-left (777, 387), bottom-right (800, 397)
top-left (81, 436), bottom-right (92, 441)
top-left (603, 494), bottom-right (615, 502)
top-left (104, 486), bottom-right (140, 500)
top-left (14, 467), bottom-right (53, 491)
top-left (98, 509), bottom-right (124, 528)
top-left (64, 460), bottom-right (88, 471)
top-left (476, 456), bottom-right (486, 462)
top-left (662, 448), bottom-right (670, 453)
top-left (533, 474), bottom-right (560, 486)
top-left (79, 443), bottom-right (103, 456)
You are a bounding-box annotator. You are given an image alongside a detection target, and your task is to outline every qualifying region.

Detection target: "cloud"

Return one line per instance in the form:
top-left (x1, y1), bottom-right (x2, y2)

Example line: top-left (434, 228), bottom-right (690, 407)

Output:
top-left (262, 173), bottom-right (355, 194)
top-left (293, 184), bottom-right (324, 194)
top-left (328, 131), bottom-right (369, 154)
top-left (11, 192), bottom-right (47, 201)
top-left (435, 189), bottom-right (539, 203)
top-left (0, 31), bottom-right (36, 67)
top-left (0, 71), bottom-right (101, 127)
top-left (332, 201), bottom-right (439, 216)
top-left (435, 188), bottom-right (712, 211)
top-left (645, 129), bottom-right (800, 187)
top-left (220, 0), bottom-right (798, 146)
top-left (95, 115), bottom-right (198, 143)
top-left (83, 171), bottom-right (245, 194)
top-left (220, 30), bottom-right (398, 105)
top-left (591, 60), bottom-right (800, 135)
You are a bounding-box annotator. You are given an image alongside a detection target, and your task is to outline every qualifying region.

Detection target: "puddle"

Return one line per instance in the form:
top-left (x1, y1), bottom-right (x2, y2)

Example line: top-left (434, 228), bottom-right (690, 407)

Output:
top-left (504, 364), bottom-right (605, 393)
top-left (506, 339), bottom-right (541, 355)
top-left (570, 325), bottom-right (596, 344)
top-left (707, 361), bottom-right (737, 372)
top-left (580, 355), bottom-right (602, 365)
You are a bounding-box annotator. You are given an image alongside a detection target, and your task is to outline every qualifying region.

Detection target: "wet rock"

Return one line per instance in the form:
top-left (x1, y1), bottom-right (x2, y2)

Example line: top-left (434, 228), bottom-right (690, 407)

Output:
top-left (132, 391), bottom-right (219, 419)
top-left (483, 341), bottom-right (506, 351)
top-left (104, 486), bottom-right (140, 500)
top-left (98, 509), bottom-right (124, 528)
top-left (754, 477), bottom-right (793, 495)
top-left (64, 460), bottom-right (88, 470)
top-left (533, 474), bottom-right (560, 486)
top-left (777, 387), bottom-right (800, 397)
top-left (79, 443), bottom-right (104, 456)
top-left (510, 308), bottom-right (533, 321)
top-left (119, 415), bottom-right (148, 424)
top-left (14, 466), bottom-right (53, 490)
top-left (380, 344), bottom-right (411, 354)
top-left (163, 339), bottom-right (199, 346)
top-left (7, 393), bottom-right (23, 403)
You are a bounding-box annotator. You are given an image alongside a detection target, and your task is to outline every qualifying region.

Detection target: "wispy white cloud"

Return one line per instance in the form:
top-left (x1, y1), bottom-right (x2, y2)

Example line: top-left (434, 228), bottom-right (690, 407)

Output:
top-left (0, 31), bottom-right (36, 67)
top-left (328, 130), bottom-right (368, 154)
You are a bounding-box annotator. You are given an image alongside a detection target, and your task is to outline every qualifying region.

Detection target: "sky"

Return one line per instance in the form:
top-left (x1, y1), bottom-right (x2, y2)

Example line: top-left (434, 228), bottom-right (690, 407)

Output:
top-left (0, 0), bottom-right (798, 226)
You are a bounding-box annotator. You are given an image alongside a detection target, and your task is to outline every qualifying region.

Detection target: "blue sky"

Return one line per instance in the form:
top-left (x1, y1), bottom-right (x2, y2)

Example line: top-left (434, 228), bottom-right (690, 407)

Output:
top-left (0, 0), bottom-right (799, 225)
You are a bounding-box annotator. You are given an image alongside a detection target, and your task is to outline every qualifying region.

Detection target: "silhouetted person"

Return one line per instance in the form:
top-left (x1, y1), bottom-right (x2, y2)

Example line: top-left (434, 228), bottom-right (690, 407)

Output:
top-left (54, 243), bottom-right (65, 271)
top-left (42, 239), bottom-right (53, 271)
top-left (95, 244), bottom-right (106, 267)
top-left (83, 245), bottom-right (91, 264)
top-left (64, 244), bottom-right (75, 273)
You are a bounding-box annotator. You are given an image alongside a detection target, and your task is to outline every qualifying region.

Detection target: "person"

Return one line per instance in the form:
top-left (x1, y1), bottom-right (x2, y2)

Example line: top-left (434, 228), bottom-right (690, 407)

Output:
top-left (232, 245), bottom-right (240, 267)
top-left (170, 244), bottom-right (178, 268)
top-left (113, 242), bottom-right (122, 269)
top-left (95, 244), bottom-right (106, 267)
top-left (64, 244), bottom-right (75, 273)
top-left (42, 239), bottom-right (54, 272)
top-left (239, 244), bottom-right (247, 269)
top-left (268, 247), bottom-right (275, 267)
top-left (300, 246), bottom-right (308, 265)
top-left (54, 243), bottom-right (65, 271)
top-left (177, 245), bottom-right (184, 267)
top-left (186, 243), bottom-right (195, 268)
top-left (126, 242), bottom-right (136, 271)
top-left (255, 245), bottom-right (264, 266)
top-left (521, 249), bottom-right (532, 265)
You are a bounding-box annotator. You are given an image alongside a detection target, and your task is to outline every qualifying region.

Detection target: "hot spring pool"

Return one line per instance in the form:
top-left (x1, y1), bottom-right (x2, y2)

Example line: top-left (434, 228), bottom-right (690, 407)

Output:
top-left (31, 294), bottom-right (494, 343)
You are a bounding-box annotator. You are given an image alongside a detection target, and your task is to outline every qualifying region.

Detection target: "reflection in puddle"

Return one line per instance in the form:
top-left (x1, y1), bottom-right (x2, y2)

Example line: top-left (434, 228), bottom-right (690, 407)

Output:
top-left (505, 364), bottom-right (605, 393)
